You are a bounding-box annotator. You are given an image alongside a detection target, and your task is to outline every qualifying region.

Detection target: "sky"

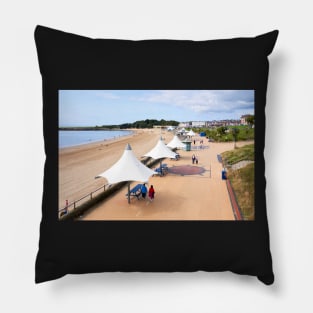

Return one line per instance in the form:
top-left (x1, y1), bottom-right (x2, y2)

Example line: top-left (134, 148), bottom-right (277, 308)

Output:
top-left (59, 90), bottom-right (254, 127)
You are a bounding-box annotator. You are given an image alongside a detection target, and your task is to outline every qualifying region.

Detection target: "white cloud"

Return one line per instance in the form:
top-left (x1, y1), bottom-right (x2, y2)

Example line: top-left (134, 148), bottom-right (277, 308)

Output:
top-left (133, 90), bottom-right (254, 114)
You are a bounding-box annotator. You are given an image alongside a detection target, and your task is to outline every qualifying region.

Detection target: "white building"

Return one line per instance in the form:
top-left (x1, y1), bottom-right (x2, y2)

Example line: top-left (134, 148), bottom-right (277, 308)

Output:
top-left (240, 114), bottom-right (253, 125)
top-left (178, 122), bottom-right (191, 128)
top-left (191, 121), bottom-right (206, 127)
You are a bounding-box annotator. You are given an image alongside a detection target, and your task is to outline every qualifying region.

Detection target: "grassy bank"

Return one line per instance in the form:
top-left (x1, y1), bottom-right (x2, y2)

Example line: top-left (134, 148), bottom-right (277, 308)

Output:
top-left (221, 144), bottom-right (255, 220)
top-left (221, 144), bottom-right (254, 166)
top-left (227, 163), bottom-right (255, 220)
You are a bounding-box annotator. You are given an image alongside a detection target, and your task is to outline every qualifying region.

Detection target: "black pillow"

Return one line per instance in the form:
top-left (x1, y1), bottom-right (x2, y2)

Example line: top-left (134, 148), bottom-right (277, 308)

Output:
top-left (35, 25), bottom-right (278, 284)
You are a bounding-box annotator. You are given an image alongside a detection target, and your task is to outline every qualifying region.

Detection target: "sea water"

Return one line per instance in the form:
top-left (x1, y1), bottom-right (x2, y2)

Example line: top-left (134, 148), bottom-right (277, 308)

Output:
top-left (59, 130), bottom-right (133, 148)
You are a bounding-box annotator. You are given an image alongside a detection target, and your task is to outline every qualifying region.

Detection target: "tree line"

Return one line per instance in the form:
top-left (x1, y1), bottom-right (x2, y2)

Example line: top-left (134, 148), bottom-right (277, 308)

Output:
top-left (60, 119), bottom-right (179, 130)
top-left (119, 119), bottom-right (179, 129)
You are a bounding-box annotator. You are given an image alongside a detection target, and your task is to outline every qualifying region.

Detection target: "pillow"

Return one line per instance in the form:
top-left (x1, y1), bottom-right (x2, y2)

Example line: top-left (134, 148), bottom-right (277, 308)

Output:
top-left (35, 25), bottom-right (278, 284)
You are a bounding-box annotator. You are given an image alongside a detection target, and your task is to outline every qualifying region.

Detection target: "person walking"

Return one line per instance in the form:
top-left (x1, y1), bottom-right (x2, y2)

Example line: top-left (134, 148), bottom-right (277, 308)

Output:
top-left (141, 184), bottom-right (147, 199)
top-left (192, 154), bottom-right (196, 164)
top-left (148, 185), bottom-right (155, 202)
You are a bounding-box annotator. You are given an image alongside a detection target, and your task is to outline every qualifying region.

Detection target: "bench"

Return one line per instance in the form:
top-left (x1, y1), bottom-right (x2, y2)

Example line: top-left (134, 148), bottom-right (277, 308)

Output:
top-left (154, 167), bottom-right (163, 176)
top-left (162, 164), bottom-right (169, 173)
top-left (154, 164), bottom-right (169, 176)
top-left (59, 208), bottom-right (68, 217)
top-left (125, 184), bottom-right (143, 200)
top-left (170, 153), bottom-right (180, 160)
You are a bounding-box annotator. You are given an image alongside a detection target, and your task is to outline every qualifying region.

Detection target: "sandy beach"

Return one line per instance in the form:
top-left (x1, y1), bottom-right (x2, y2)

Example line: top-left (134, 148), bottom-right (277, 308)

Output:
top-left (59, 129), bottom-right (252, 220)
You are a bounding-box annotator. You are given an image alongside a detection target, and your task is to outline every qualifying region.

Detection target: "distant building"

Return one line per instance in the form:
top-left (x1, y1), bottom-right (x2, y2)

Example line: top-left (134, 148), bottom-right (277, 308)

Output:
top-left (191, 121), bottom-right (206, 128)
top-left (240, 114), bottom-right (253, 125)
top-left (179, 122), bottom-right (192, 128)
top-left (206, 119), bottom-right (241, 128)
top-left (153, 125), bottom-right (166, 129)
top-left (179, 119), bottom-right (242, 129)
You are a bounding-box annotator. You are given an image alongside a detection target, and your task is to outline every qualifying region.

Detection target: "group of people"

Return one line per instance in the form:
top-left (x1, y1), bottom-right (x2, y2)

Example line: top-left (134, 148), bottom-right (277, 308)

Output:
top-left (193, 139), bottom-right (204, 150)
top-left (192, 154), bottom-right (199, 164)
top-left (193, 139), bottom-right (204, 145)
top-left (140, 184), bottom-right (155, 201)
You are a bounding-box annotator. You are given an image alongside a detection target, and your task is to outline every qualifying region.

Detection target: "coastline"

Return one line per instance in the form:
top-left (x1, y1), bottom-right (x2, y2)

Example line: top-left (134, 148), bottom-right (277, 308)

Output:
top-left (59, 129), bottom-right (135, 151)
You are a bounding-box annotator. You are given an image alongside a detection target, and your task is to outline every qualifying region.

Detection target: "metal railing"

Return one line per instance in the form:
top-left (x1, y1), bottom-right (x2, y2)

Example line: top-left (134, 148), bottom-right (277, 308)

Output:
top-left (226, 178), bottom-right (243, 221)
top-left (58, 184), bottom-right (108, 216)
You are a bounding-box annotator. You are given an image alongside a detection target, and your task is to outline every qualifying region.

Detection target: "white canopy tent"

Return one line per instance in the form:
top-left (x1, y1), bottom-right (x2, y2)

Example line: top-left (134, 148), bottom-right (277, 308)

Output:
top-left (176, 128), bottom-right (186, 135)
top-left (186, 129), bottom-right (196, 136)
top-left (96, 144), bottom-right (156, 203)
top-left (143, 138), bottom-right (177, 175)
top-left (143, 138), bottom-right (177, 160)
top-left (167, 135), bottom-right (186, 149)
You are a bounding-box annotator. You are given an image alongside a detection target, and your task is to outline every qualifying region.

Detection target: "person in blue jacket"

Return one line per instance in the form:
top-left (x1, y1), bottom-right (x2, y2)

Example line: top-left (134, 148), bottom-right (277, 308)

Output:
top-left (141, 184), bottom-right (147, 199)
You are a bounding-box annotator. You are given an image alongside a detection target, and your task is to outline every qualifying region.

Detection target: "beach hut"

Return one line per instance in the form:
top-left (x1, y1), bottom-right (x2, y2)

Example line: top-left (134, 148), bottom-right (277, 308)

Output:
top-left (143, 138), bottom-right (177, 174)
top-left (167, 135), bottom-right (186, 149)
top-left (96, 144), bottom-right (156, 203)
